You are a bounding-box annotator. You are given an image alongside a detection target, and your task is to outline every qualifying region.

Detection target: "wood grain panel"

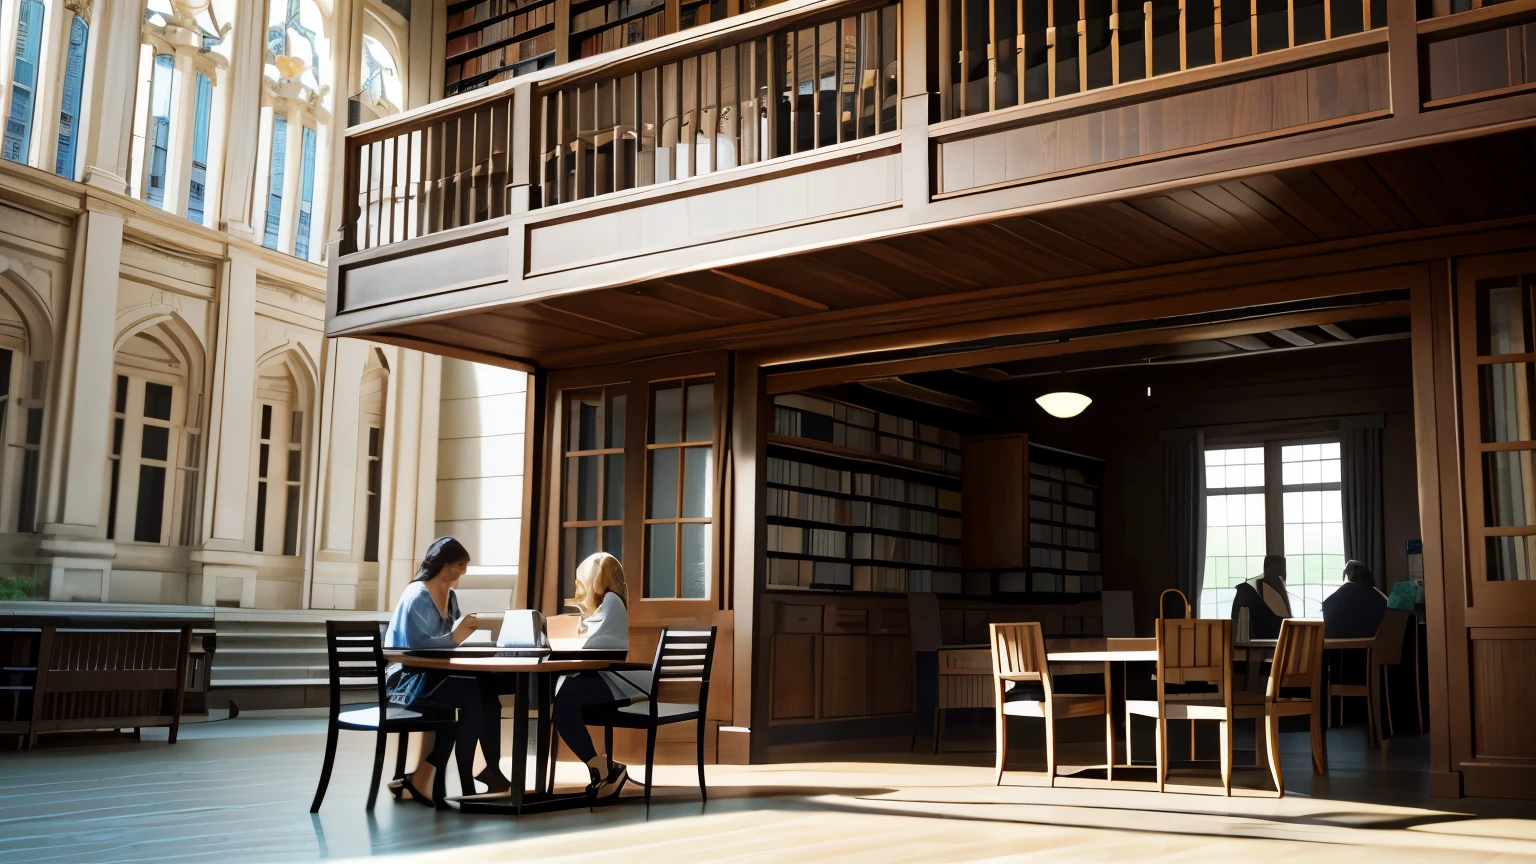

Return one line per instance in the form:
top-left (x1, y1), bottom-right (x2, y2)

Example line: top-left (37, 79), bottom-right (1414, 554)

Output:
top-left (869, 635), bottom-right (914, 715)
top-left (771, 634), bottom-right (816, 720)
top-left (962, 435), bottom-right (1028, 569)
top-left (821, 635), bottom-right (870, 718)
top-left (340, 232), bottom-right (509, 312)
top-left (526, 152), bottom-right (902, 275)
top-left (1426, 22), bottom-right (1536, 105)
top-left (937, 53), bottom-right (1390, 196)
top-left (1471, 636), bottom-right (1536, 760)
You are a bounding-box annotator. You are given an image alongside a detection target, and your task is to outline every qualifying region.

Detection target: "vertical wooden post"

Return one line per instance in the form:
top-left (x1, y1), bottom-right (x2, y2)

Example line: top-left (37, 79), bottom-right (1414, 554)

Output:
top-left (1386, 0), bottom-right (1420, 118)
top-left (733, 351), bottom-right (766, 762)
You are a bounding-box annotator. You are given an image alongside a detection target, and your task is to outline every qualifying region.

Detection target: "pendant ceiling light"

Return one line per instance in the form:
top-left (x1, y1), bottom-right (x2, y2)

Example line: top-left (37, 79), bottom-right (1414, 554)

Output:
top-left (1035, 391), bottom-right (1092, 419)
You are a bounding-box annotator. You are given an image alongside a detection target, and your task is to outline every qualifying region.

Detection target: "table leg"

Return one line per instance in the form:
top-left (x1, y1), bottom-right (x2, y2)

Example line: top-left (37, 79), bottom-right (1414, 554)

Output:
top-left (534, 673), bottom-right (552, 795)
top-left (511, 672), bottom-right (529, 815)
top-left (1103, 661), bottom-right (1114, 782)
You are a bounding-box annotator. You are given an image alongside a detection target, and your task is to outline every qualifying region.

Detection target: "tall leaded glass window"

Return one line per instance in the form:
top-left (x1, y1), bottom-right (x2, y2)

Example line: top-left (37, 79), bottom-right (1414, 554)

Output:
top-left (145, 54), bottom-right (175, 208)
top-left (294, 125), bottom-right (316, 259)
top-left (55, 16), bottom-right (89, 178)
top-left (645, 378), bottom-right (714, 599)
top-left (263, 115), bottom-right (287, 249)
top-left (2, 0), bottom-right (45, 164)
top-left (186, 73), bottom-right (213, 223)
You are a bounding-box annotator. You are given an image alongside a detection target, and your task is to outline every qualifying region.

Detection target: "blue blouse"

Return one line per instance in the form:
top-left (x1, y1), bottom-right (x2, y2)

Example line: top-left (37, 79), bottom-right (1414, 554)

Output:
top-left (384, 582), bottom-right (459, 705)
top-left (385, 582), bottom-right (460, 649)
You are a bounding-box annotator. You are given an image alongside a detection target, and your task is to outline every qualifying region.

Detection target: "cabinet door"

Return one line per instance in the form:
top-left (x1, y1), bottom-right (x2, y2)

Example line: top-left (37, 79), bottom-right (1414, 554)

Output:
top-left (962, 434), bottom-right (1029, 569)
top-left (821, 635), bottom-right (870, 717)
top-left (868, 635), bottom-right (914, 715)
top-left (771, 634), bottom-right (816, 720)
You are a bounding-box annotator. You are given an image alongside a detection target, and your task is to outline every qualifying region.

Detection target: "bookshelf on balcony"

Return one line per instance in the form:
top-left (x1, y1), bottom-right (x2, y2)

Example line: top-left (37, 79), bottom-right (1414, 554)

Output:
top-left (570, 0), bottom-right (667, 59)
top-left (444, 0), bottom-right (558, 96)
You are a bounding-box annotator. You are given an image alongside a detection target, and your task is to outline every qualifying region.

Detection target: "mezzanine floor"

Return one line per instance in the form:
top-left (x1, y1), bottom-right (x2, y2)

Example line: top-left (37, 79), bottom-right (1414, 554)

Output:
top-left (0, 711), bottom-right (1532, 864)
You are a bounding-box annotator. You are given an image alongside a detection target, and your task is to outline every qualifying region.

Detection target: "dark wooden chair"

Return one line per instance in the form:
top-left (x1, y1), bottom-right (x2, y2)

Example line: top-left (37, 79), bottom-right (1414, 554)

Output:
top-left (1328, 607), bottom-right (1414, 748)
top-left (309, 621), bottom-right (458, 811)
top-left (588, 626), bottom-right (718, 811)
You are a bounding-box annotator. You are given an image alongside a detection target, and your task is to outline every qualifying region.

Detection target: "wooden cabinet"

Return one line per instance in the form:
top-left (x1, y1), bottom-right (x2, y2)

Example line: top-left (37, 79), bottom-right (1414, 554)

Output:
top-left (821, 636), bottom-right (870, 717)
top-left (770, 634), bottom-right (816, 720)
top-left (962, 434), bottom-right (1029, 569)
top-left (869, 635), bottom-right (914, 715)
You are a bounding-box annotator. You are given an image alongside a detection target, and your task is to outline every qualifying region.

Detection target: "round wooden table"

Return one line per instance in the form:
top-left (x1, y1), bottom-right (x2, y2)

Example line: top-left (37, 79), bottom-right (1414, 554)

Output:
top-left (386, 649), bottom-right (625, 815)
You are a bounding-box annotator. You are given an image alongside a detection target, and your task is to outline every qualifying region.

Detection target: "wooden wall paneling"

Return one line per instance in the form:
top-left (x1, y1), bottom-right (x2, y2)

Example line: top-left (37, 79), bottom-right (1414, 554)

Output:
top-left (869, 634), bottom-right (914, 714)
top-left (519, 370), bottom-right (546, 609)
top-left (732, 352), bottom-right (765, 753)
top-left (1410, 259), bottom-right (1469, 796)
top-left (771, 633), bottom-right (817, 719)
top-left (1469, 634), bottom-right (1536, 761)
top-left (962, 434), bottom-right (1029, 569)
top-left (821, 634), bottom-right (871, 717)
top-left (539, 368), bottom-right (565, 616)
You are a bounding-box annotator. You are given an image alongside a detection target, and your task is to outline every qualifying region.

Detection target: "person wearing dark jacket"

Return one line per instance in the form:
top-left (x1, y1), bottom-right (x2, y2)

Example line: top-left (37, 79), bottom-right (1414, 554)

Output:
top-left (1322, 560), bottom-right (1388, 639)
top-left (1231, 554), bottom-right (1293, 640)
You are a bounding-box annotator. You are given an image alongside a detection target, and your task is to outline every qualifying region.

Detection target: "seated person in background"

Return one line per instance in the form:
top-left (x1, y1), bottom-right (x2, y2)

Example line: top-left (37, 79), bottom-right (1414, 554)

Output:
top-left (383, 536), bottom-right (514, 805)
top-left (551, 552), bottom-right (648, 802)
top-left (1231, 554), bottom-right (1293, 640)
top-left (1322, 560), bottom-right (1388, 639)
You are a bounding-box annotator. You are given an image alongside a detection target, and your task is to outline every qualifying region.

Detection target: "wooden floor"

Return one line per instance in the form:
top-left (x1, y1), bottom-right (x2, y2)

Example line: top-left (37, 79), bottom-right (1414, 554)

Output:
top-left (1, 712), bottom-right (1533, 863)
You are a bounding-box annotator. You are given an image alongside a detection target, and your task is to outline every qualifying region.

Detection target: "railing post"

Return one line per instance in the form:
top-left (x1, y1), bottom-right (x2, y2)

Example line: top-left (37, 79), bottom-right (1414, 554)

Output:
top-left (510, 82), bottom-right (536, 214)
top-left (341, 136), bottom-right (361, 255)
top-left (1387, 0), bottom-right (1421, 120)
top-left (902, 0), bottom-right (936, 219)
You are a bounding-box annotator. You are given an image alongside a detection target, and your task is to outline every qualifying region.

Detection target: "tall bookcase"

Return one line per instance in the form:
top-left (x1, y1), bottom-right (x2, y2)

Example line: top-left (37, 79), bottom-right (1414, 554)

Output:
top-left (766, 394), bottom-right (964, 594)
top-left (1022, 444), bottom-right (1104, 596)
top-left (445, 0), bottom-right (558, 97)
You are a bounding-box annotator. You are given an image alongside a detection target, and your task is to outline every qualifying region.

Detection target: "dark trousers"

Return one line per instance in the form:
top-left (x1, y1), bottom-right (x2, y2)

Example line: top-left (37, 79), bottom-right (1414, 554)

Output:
top-left (416, 674), bottom-right (517, 784)
top-left (553, 672), bottom-right (624, 765)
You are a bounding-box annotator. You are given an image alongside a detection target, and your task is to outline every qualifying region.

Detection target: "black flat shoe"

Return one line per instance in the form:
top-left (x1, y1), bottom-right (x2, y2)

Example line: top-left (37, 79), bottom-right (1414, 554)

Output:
top-left (474, 770), bottom-right (512, 795)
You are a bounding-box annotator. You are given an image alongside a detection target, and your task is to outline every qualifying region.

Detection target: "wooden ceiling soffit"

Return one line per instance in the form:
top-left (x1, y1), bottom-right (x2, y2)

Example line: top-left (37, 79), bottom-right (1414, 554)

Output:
top-left (369, 328), bottom-right (537, 371)
top-left (1320, 323), bottom-right (1355, 341)
top-left (991, 217), bottom-right (1136, 273)
top-left (858, 378), bottom-right (990, 416)
top-left (707, 268), bottom-right (828, 312)
top-left (1022, 206), bottom-right (1184, 268)
top-left (724, 259), bottom-right (872, 311)
top-left (1181, 186), bottom-right (1298, 249)
top-left (1214, 180), bottom-right (1322, 245)
top-left (498, 302), bottom-right (648, 342)
top-left (765, 300), bottom-right (1411, 394)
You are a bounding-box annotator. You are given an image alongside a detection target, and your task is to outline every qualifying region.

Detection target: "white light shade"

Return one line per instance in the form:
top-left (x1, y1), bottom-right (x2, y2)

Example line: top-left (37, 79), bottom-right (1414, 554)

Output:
top-left (1036, 391), bottom-right (1092, 418)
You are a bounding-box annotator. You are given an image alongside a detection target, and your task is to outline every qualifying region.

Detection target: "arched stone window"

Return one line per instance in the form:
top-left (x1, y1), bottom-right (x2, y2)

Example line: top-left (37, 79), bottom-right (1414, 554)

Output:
top-left (250, 350), bottom-right (313, 556)
top-left (356, 348), bottom-right (387, 563)
top-left (0, 272), bottom-right (51, 536)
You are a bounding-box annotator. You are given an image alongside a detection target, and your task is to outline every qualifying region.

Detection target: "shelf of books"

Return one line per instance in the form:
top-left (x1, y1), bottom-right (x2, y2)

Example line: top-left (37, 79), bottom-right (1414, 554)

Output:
top-left (571, 0), bottom-right (666, 59)
top-left (445, 0), bottom-right (557, 96)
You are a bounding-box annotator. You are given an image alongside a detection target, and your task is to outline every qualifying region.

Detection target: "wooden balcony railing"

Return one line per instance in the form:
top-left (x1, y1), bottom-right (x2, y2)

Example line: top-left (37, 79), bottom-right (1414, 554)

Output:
top-left (341, 88), bottom-right (518, 254)
top-left (937, 0), bottom-right (1386, 119)
top-left (538, 0), bottom-right (900, 206)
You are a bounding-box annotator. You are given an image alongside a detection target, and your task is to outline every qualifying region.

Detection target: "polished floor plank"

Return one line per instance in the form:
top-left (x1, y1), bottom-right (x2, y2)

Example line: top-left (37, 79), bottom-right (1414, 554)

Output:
top-left (0, 712), bottom-right (1533, 863)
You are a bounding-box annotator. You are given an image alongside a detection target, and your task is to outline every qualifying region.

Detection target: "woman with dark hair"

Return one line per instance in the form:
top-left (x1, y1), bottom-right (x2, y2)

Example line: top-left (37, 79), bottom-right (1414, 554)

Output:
top-left (383, 536), bottom-right (512, 805)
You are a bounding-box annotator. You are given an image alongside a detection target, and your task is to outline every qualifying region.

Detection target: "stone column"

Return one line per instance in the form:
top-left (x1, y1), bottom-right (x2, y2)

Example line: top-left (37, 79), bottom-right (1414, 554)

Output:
top-left (37, 199), bottom-right (128, 601)
top-left (190, 247), bottom-right (261, 607)
top-left (217, 0), bottom-right (268, 239)
top-left (160, 37), bottom-right (202, 217)
top-left (79, 0), bottom-right (149, 194)
top-left (277, 99), bottom-right (305, 255)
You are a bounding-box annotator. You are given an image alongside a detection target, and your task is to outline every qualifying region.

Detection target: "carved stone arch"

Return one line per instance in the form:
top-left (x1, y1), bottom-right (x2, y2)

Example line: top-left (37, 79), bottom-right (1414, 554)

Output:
top-left (114, 306), bottom-right (208, 408)
top-left (256, 342), bottom-right (319, 411)
top-left (0, 257), bottom-right (57, 362)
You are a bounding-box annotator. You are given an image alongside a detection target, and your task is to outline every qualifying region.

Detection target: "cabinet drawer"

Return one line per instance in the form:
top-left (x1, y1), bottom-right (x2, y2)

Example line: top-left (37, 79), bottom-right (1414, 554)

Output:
top-left (779, 604), bottom-right (823, 634)
top-left (872, 607), bottom-right (908, 635)
top-left (827, 607), bottom-right (868, 634)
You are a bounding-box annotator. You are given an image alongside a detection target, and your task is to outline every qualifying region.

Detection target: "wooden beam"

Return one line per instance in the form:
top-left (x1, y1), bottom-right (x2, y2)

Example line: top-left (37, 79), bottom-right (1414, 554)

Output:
top-left (710, 269), bottom-right (830, 312)
top-left (1270, 328), bottom-right (1316, 346)
top-left (1320, 322), bottom-right (1356, 340)
top-left (858, 378), bottom-right (990, 416)
top-left (766, 300), bottom-right (1410, 393)
top-left (1224, 334), bottom-right (1271, 351)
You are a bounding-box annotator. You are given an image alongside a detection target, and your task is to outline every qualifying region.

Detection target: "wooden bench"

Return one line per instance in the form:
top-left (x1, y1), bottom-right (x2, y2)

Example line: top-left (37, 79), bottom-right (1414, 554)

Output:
top-left (0, 615), bottom-right (209, 749)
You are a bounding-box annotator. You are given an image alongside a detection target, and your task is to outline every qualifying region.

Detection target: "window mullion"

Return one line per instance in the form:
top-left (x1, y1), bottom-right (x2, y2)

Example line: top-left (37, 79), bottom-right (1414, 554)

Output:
top-left (1265, 441), bottom-right (1284, 556)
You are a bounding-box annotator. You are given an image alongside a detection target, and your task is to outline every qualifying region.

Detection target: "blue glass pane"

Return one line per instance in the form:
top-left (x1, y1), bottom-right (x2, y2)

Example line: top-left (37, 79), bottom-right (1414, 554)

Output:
top-left (145, 54), bottom-right (175, 208)
top-left (2, 0), bottom-right (45, 164)
top-left (264, 115), bottom-right (287, 250)
top-left (295, 125), bottom-right (316, 259)
top-left (186, 73), bottom-right (213, 223)
top-left (55, 17), bottom-right (88, 178)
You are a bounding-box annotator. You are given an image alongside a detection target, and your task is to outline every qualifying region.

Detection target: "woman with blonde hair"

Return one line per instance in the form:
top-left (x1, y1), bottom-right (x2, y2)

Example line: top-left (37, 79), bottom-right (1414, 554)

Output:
top-left (552, 552), bottom-right (648, 802)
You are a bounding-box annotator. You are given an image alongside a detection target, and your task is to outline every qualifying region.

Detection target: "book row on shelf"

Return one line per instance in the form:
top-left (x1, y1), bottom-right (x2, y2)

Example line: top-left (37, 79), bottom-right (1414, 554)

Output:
top-left (1029, 522), bottom-right (1100, 552)
top-left (448, 0), bottom-right (550, 32)
top-left (1029, 546), bottom-right (1102, 572)
top-left (765, 526), bottom-right (963, 568)
top-left (447, 3), bottom-right (555, 58)
top-left (765, 488), bottom-right (962, 538)
top-left (1030, 460), bottom-right (1095, 485)
top-left (1030, 499), bottom-right (1097, 528)
top-left (996, 571), bottom-right (1104, 594)
top-left (572, 0), bottom-right (662, 32)
top-left (765, 456), bottom-right (959, 511)
top-left (577, 11), bottom-right (663, 58)
top-left (446, 33), bottom-right (556, 85)
top-left (1031, 476), bottom-right (1096, 506)
top-left (773, 394), bottom-right (963, 471)
top-left (766, 557), bottom-right (965, 594)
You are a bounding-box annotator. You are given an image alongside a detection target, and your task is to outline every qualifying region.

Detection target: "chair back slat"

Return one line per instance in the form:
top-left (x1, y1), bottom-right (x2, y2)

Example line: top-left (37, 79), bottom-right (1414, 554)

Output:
top-left (647, 626), bottom-right (718, 716)
top-left (989, 623), bottom-right (1050, 693)
top-left (1157, 617), bottom-right (1230, 688)
top-left (324, 621), bottom-right (388, 714)
top-left (1270, 619), bottom-right (1325, 698)
top-left (1373, 608), bottom-right (1412, 661)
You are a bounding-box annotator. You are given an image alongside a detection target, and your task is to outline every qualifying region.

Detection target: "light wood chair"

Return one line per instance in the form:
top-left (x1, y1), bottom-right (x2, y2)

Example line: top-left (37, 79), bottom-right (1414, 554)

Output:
top-left (1233, 619), bottom-right (1326, 796)
top-left (990, 622), bottom-right (1113, 786)
top-left (1126, 617), bottom-right (1234, 794)
top-left (1328, 607), bottom-right (1412, 748)
top-left (1128, 587), bottom-right (1193, 766)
